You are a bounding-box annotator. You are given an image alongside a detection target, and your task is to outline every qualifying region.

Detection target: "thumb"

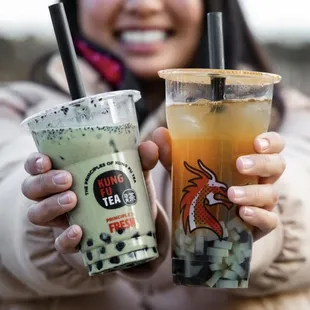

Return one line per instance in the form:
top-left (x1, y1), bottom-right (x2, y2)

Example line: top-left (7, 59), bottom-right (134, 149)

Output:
top-left (152, 127), bottom-right (172, 177)
top-left (138, 140), bottom-right (159, 172)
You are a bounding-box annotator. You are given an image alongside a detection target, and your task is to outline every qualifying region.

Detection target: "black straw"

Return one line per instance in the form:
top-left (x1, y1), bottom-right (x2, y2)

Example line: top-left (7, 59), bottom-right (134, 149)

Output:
top-left (207, 12), bottom-right (225, 101)
top-left (49, 3), bottom-right (86, 100)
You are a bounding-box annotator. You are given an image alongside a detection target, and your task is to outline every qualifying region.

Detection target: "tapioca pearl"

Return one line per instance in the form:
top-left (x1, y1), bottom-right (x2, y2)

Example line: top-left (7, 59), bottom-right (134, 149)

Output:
top-left (117, 228), bottom-right (125, 235)
top-left (100, 247), bottom-right (106, 254)
top-left (152, 247), bottom-right (157, 254)
top-left (87, 239), bottom-right (93, 247)
top-left (116, 241), bottom-right (126, 252)
top-left (87, 252), bottom-right (93, 261)
top-left (110, 256), bottom-right (120, 264)
top-left (100, 233), bottom-right (112, 244)
top-left (147, 231), bottom-right (152, 237)
top-left (96, 261), bottom-right (103, 270)
top-left (88, 265), bottom-right (92, 272)
top-left (132, 232), bottom-right (140, 239)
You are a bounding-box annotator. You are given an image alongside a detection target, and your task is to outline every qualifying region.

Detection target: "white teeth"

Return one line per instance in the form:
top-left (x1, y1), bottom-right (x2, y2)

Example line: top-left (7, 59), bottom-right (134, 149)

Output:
top-left (121, 30), bottom-right (167, 44)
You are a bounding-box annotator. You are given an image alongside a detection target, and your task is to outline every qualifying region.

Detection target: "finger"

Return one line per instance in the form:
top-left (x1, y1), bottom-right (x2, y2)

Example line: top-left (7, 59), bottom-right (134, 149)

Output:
top-left (24, 152), bottom-right (52, 175)
top-left (236, 153), bottom-right (286, 180)
top-left (22, 170), bottom-right (72, 201)
top-left (27, 191), bottom-right (77, 227)
top-left (55, 225), bottom-right (82, 254)
top-left (138, 141), bottom-right (159, 220)
top-left (138, 140), bottom-right (159, 171)
top-left (44, 215), bottom-right (69, 229)
top-left (153, 127), bottom-right (172, 175)
top-left (239, 206), bottom-right (279, 237)
top-left (228, 184), bottom-right (278, 211)
top-left (143, 171), bottom-right (158, 220)
top-left (254, 132), bottom-right (285, 154)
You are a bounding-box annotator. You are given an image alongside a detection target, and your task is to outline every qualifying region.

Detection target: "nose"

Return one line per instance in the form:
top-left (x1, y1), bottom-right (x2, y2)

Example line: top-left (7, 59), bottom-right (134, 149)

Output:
top-left (124, 0), bottom-right (164, 17)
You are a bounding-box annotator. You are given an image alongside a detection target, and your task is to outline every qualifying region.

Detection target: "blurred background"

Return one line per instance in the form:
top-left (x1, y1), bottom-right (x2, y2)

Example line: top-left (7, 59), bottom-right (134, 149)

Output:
top-left (0, 0), bottom-right (309, 95)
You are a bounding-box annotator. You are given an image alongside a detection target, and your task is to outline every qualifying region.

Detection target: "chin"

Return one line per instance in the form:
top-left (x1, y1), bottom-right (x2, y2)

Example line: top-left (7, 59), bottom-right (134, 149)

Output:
top-left (126, 64), bottom-right (162, 80)
top-left (125, 58), bottom-right (183, 80)
top-left (130, 68), bottom-right (160, 80)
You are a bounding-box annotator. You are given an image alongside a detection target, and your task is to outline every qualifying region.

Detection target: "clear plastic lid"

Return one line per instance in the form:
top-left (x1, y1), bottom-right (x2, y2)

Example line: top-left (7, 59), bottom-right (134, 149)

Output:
top-left (21, 90), bottom-right (141, 131)
top-left (158, 69), bottom-right (281, 85)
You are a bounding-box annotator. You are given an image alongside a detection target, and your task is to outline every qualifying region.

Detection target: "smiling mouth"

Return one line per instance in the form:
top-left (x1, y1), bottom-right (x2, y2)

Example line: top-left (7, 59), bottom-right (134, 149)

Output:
top-left (115, 30), bottom-right (175, 45)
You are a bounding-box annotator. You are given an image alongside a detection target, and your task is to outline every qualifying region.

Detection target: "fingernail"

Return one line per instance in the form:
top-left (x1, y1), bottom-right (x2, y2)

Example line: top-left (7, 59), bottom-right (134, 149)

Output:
top-left (258, 138), bottom-right (270, 151)
top-left (58, 192), bottom-right (72, 206)
top-left (240, 157), bottom-right (254, 169)
top-left (53, 172), bottom-right (69, 185)
top-left (68, 225), bottom-right (79, 239)
top-left (243, 207), bottom-right (255, 217)
top-left (35, 158), bottom-right (44, 171)
top-left (232, 187), bottom-right (245, 198)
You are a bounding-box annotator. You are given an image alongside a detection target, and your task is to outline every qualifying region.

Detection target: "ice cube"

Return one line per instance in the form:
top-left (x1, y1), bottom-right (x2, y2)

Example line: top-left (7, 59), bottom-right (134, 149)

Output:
top-left (210, 263), bottom-right (227, 271)
top-left (239, 242), bottom-right (251, 252)
top-left (208, 256), bottom-right (223, 264)
top-left (204, 230), bottom-right (218, 242)
top-left (232, 244), bottom-right (245, 263)
top-left (231, 262), bottom-right (246, 278)
top-left (175, 229), bottom-right (185, 246)
top-left (207, 247), bottom-right (229, 257)
top-left (235, 225), bottom-right (245, 234)
top-left (227, 217), bottom-right (245, 231)
top-left (185, 258), bottom-right (203, 278)
top-left (195, 236), bottom-right (205, 255)
top-left (224, 255), bottom-right (238, 266)
top-left (223, 228), bottom-right (229, 238)
top-left (229, 230), bottom-right (240, 242)
top-left (185, 235), bottom-right (193, 245)
top-left (243, 249), bottom-right (252, 258)
top-left (206, 271), bottom-right (222, 288)
top-left (175, 246), bottom-right (186, 257)
top-left (216, 280), bottom-right (239, 288)
top-left (240, 280), bottom-right (249, 288)
top-left (187, 242), bottom-right (195, 253)
top-left (222, 270), bottom-right (238, 280)
top-left (214, 240), bottom-right (233, 250)
top-left (235, 251), bottom-right (245, 264)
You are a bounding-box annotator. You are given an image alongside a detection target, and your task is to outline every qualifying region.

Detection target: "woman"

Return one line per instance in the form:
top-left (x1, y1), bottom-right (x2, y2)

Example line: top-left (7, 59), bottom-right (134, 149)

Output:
top-left (0, 0), bottom-right (310, 309)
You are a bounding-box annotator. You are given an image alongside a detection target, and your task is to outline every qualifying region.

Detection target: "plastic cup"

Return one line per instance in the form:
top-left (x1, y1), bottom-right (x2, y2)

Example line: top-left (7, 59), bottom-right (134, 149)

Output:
top-left (21, 90), bottom-right (159, 276)
top-left (158, 69), bottom-right (281, 288)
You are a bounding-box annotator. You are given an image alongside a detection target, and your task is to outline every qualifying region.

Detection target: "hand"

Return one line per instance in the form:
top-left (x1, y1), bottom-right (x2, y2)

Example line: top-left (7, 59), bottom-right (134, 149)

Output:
top-left (153, 128), bottom-right (286, 241)
top-left (22, 142), bottom-right (160, 254)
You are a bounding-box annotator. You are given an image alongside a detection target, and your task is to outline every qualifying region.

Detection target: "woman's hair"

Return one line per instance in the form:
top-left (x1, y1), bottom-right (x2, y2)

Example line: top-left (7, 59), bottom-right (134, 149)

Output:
top-left (31, 0), bottom-right (285, 128)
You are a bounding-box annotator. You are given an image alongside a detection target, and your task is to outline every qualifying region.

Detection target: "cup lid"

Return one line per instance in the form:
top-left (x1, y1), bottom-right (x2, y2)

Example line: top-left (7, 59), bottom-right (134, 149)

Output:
top-left (21, 90), bottom-right (141, 130)
top-left (158, 68), bottom-right (281, 85)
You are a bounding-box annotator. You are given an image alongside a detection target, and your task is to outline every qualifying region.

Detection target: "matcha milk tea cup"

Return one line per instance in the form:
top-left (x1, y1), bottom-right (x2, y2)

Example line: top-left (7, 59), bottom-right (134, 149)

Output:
top-left (21, 90), bottom-right (159, 275)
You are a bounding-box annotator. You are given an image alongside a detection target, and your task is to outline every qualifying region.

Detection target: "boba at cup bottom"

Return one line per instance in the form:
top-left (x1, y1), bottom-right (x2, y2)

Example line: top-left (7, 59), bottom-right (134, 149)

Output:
top-left (81, 234), bottom-right (159, 276)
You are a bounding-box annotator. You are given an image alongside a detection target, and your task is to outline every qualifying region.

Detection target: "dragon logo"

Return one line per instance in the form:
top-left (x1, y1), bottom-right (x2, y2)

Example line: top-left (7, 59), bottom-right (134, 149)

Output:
top-left (180, 160), bottom-right (233, 239)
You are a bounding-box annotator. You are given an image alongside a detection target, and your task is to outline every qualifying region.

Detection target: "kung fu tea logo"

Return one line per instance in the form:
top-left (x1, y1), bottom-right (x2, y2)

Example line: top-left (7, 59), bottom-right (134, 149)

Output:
top-left (93, 170), bottom-right (137, 209)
